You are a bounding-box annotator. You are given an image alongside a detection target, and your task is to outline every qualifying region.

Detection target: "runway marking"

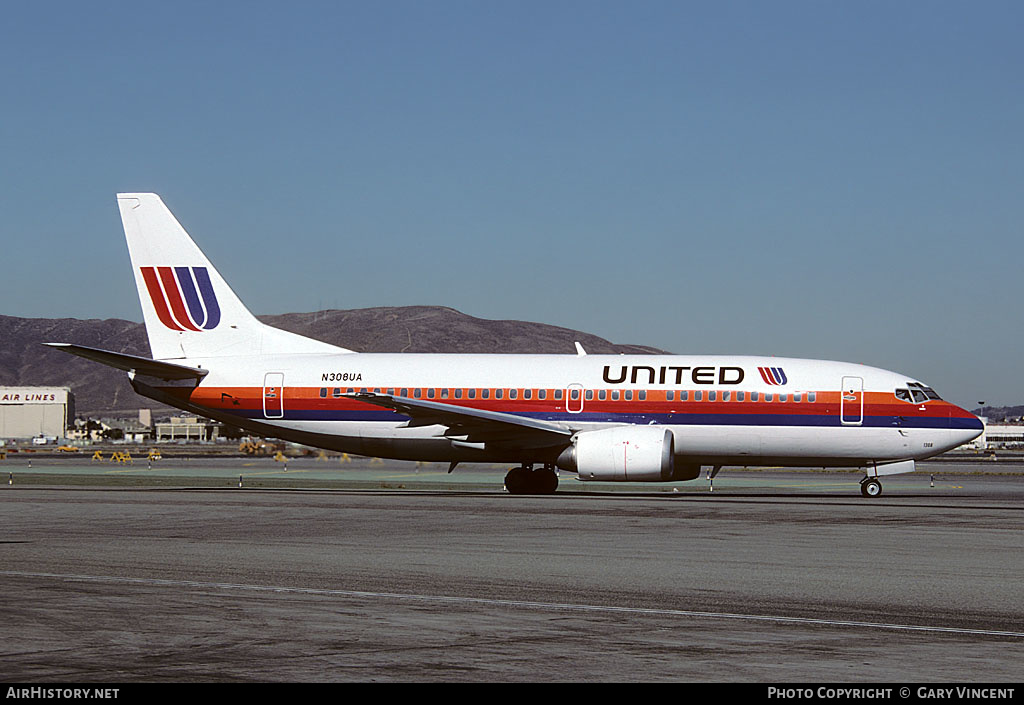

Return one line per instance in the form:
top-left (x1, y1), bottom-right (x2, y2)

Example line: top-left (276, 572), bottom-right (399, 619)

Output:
top-left (100, 468), bottom-right (317, 477)
top-left (2, 569), bottom-right (1022, 640)
top-left (382, 472), bottom-right (451, 479)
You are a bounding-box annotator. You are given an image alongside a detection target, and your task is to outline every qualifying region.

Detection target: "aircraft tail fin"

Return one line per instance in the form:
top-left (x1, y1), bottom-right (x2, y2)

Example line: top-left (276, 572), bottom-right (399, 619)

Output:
top-left (117, 193), bottom-right (352, 360)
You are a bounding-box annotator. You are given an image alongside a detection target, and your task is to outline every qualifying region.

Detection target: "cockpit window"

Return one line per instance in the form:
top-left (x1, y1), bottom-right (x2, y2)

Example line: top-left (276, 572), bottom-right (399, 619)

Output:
top-left (909, 382), bottom-right (941, 400)
top-left (898, 382), bottom-right (942, 403)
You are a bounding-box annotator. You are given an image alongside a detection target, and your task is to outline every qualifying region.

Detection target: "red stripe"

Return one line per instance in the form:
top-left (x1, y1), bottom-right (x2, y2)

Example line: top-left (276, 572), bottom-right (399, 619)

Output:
top-left (141, 267), bottom-right (184, 331)
top-left (157, 267), bottom-right (201, 331)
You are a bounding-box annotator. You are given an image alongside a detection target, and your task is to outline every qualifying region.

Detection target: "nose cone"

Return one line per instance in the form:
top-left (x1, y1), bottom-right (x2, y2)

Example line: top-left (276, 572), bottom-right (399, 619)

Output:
top-left (949, 404), bottom-right (984, 447)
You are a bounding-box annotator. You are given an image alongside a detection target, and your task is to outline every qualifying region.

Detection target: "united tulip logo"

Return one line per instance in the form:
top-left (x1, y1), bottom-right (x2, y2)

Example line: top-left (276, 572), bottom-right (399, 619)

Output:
top-left (140, 266), bottom-right (221, 331)
top-left (758, 367), bottom-right (788, 386)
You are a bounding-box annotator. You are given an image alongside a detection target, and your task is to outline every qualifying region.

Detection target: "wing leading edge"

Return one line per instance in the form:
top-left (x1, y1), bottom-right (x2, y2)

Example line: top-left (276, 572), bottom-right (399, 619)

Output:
top-left (345, 392), bottom-right (574, 448)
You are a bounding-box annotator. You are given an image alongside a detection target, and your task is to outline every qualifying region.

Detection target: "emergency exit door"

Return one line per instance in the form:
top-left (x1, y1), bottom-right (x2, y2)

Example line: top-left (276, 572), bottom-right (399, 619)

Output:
top-left (567, 384), bottom-right (585, 413)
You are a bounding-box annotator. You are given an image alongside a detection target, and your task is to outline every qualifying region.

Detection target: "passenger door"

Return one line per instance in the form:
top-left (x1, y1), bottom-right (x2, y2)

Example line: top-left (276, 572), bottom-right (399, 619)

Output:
top-left (263, 372), bottom-right (285, 419)
top-left (840, 376), bottom-right (863, 426)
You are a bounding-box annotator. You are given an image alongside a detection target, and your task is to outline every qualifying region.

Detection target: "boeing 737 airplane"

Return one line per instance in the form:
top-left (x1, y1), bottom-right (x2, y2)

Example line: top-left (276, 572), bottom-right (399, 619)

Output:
top-left (49, 194), bottom-right (983, 497)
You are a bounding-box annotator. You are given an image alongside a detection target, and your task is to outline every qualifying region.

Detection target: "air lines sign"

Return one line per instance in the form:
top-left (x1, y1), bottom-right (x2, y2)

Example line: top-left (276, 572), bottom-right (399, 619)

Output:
top-left (0, 388), bottom-right (69, 404)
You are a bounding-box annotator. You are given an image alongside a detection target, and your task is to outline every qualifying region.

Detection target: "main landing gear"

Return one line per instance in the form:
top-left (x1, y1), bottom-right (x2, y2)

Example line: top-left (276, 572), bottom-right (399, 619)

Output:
top-left (504, 464), bottom-right (559, 495)
top-left (860, 477), bottom-right (883, 498)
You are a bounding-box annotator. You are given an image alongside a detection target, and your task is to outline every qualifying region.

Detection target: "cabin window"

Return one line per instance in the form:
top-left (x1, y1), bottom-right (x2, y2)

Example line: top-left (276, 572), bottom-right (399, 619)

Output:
top-left (694, 390), bottom-right (702, 401)
top-left (400, 388), bottom-right (408, 397)
top-left (570, 389), bottom-right (580, 400)
top-left (495, 389), bottom-right (503, 399)
top-left (468, 389), bottom-right (476, 399)
top-left (779, 393), bottom-right (788, 402)
top-left (708, 391), bottom-right (717, 401)
top-left (765, 393), bottom-right (773, 402)
top-left (625, 390), bottom-right (633, 401)
top-left (333, 388), bottom-right (342, 398)
top-left (554, 390), bottom-right (563, 400)
top-left (586, 390), bottom-right (594, 400)
top-left (599, 390), bottom-right (607, 400)
top-left (427, 389), bottom-right (436, 399)
top-left (681, 390), bottom-right (689, 401)
top-left (611, 390), bottom-right (620, 401)
top-left (482, 389), bottom-right (490, 399)
top-left (414, 389), bottom-right (422, 398)
top-left (441, 389), bottom-right (450, 399)
top-left (737, 391), bottom-right (745, 401)
top-left (722, 391), bottom-right (731, 402)
top-left (667, 391), bottom-right (674, 401)
top-left (639, 390), bottom-right (646, 401)
top-left (793, 392), bottom-right (802, 402)
top-left (319, 388), bottom-right (327, 398)
top-left (523, 389), bottom-right (532, 400)
top-left (538, 390), bottom-right (547, 400)
top-left (510, 389), bottom-right (518, 400)
top-left (454, 389), bottom-right (463, 399)
top-left (750, 391), bottom-right (759, 402)
top-left (808, 392), bottom-right (816, 402)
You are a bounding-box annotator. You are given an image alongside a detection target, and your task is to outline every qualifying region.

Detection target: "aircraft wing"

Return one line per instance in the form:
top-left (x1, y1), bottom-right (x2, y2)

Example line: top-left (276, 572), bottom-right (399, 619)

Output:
top-left (345, 392), bottom-right (573, 448)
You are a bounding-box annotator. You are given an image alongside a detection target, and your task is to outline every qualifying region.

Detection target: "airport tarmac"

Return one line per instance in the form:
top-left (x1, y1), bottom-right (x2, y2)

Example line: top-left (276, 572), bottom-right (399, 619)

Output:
top-left (3, 452), bottom-right (1021, 492)
top-left (1, 462), bottom-right (1023, 682)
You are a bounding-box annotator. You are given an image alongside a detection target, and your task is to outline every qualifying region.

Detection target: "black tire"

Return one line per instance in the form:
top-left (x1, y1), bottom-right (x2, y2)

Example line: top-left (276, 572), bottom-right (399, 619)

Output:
top-left (535, 468), bottom-right (559, 495)
top-left (505, 467), bottom-right (558, 495)
top-left (504, 467), bottom-right (529, 494)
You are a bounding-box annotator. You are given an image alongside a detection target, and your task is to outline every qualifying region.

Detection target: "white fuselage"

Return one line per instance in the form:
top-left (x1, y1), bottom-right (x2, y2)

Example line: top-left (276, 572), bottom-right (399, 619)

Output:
top-left (145, 352), bottom-right (981, 471)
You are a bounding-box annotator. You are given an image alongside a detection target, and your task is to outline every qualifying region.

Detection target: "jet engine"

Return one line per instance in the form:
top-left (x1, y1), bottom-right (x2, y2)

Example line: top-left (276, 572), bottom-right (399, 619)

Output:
top-left (557, 426), bottom-right (698, 482)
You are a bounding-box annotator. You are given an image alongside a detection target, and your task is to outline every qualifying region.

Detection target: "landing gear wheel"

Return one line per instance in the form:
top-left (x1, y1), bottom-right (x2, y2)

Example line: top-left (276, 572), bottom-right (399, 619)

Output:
top-left (504, 466), bottom-right (558, 495)
top-left (536, 466), bottom-right (559, 494)
top-left (861, 478), bottom-right (883, 498)
top-left (504, 467), bottom-right (530, 495)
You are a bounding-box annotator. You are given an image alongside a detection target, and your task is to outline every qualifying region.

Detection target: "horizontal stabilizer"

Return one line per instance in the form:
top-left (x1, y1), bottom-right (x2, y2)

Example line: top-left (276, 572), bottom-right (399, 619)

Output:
top-left (44, 343), bottom-right (209, 381)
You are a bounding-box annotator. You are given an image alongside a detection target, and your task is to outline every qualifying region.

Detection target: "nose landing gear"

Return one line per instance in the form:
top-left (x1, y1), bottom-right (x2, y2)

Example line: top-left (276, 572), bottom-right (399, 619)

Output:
top-left (860, 477), bottom-right (883, 498)
top-left (504, 464), bottom-right (559, 495)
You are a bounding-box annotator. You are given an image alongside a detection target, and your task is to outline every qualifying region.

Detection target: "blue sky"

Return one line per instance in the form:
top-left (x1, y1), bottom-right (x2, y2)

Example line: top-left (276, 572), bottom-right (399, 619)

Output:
top-left (2, 1), bottom-right (1021, 407)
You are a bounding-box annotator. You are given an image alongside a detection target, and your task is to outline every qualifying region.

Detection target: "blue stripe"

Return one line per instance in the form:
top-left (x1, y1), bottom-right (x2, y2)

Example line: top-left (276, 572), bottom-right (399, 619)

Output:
top-left (175, 267), bottom-right (205, 328)
top-left (192, 267), bottom-right (220, 329)
top-left (225, 407), bottom-right (975, 430)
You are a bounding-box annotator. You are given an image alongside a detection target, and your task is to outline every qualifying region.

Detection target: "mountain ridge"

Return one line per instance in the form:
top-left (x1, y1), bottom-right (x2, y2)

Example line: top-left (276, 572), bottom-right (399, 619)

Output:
top-left (0, 307), bottom-right (667, 414)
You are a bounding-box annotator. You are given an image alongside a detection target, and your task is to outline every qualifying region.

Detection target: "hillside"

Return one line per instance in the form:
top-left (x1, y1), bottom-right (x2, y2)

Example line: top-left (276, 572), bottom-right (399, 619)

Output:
top-left (0, 308), bottom-right (665, 414)
top-left (972, 406), bottom-right (1024, 423)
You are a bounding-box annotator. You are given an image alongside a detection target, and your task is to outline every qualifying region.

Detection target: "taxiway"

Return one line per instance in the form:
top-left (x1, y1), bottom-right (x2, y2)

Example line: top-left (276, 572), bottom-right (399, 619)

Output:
top-left (1, 470), bottom-right (1022, 681)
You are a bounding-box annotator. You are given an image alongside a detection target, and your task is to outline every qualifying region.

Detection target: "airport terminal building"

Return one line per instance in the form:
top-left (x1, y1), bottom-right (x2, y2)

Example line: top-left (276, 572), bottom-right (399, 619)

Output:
top-left (0, 387), bottom-right (75, 441)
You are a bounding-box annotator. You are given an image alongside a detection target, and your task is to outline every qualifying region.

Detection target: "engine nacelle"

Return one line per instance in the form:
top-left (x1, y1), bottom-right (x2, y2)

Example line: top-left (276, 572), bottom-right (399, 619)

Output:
top-left (557, 426), bottom-right (697, 482)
